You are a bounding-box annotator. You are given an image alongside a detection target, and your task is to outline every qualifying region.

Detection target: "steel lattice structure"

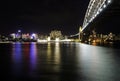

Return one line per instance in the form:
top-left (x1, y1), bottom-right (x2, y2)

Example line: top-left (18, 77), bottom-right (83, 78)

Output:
top-left (81, 0), bottom-right (112, 31)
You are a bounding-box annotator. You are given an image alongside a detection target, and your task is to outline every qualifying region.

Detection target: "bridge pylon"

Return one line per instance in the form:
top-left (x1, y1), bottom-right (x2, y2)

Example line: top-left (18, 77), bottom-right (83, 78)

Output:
top-left (79, 26), bottom-right (83, 41)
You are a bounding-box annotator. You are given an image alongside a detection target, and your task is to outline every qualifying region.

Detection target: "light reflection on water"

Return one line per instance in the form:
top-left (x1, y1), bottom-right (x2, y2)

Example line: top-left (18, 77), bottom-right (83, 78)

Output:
top-left (12, 42), bottom-right (22, 76)
top-left (1, 42), bottom-right (120, 81)
top-left (47, 42), bottom-right (51, 63)
top-left (12, 42), bottom-right (37, 77)
top-left (29, 42), bottom-right (37, 76)
top-left (54, 42), bottom-right (61, 65)
top-left (76, 43), bottom-right (120, 81)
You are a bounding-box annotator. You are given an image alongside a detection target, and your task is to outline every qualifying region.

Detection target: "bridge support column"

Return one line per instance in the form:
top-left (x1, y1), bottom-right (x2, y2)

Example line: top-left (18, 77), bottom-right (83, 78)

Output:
top-left (79, 27), bottom-right (83, 42)
top-left (79, 32), bottom-right (83, 42)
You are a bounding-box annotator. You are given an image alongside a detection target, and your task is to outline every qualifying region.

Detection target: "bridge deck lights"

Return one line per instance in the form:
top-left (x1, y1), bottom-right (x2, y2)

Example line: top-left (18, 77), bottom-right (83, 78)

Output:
top-left (81, 0), bottom-right (112, 32)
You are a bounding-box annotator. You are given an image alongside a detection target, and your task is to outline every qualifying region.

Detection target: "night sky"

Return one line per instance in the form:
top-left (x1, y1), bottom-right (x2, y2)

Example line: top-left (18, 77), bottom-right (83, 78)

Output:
top-left (0, 0), bottom-right (120, 35)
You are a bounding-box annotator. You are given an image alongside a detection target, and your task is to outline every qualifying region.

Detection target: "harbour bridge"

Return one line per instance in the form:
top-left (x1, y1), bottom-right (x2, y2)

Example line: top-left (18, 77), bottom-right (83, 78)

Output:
top-left (70, 0), bottom-right (112, 40)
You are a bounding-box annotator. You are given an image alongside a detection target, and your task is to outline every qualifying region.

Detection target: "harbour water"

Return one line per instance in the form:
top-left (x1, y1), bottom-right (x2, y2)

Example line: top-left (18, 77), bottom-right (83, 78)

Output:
top-left (0, 42), bottom-right (120, 81)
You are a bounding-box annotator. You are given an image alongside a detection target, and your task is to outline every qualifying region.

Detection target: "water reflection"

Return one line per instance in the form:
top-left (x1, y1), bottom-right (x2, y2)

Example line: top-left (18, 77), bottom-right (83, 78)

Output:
top-left (2, 42), bottom-right (120, 81)
top-left (12, 42), bottom-right (22, 76)
top-left (47, 42), bottom-right (51, 63)
top-left (47, 42), bottom-right (61, 73)
top-left (12, 42), bottom-right (37, 77)
top-left (29, 42), bottom-right (37, 75)
top-left (54, 42), bottom-right (61, 64)
top-left (76, 43), bottom-right (119, 81)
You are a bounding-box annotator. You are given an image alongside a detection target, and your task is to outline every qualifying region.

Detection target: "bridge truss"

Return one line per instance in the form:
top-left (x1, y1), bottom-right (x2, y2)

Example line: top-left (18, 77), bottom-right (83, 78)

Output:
top-left (82, 0), bottom-right (112, 31)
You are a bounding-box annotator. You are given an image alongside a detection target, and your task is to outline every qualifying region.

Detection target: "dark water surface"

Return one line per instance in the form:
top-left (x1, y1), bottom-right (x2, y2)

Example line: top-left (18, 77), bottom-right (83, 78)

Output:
top-left (0, 42), bottom-right (120, 81)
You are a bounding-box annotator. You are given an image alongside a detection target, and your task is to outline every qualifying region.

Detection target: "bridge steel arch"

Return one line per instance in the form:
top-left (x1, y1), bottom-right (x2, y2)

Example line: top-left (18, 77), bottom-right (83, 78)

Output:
top-left (78, 0), bottom-right (112, 41)
top-left (81, 0), bottom-right (112, 32)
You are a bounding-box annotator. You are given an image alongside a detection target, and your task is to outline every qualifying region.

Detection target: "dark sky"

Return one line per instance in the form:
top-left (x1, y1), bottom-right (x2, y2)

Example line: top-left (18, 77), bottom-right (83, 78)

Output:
top-left (0, 0), bottom-right (120, 35)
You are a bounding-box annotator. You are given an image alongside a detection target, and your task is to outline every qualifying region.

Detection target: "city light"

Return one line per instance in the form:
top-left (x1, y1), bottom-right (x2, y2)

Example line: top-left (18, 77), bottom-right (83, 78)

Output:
top-left (18, 30), bottom-right (21, 33)
top-left (32, 33), bottom-right (36, 37)
top-left (55, 38), bottom-right (59, 42)
top-left (108, 0), bottom-right (111, 4)
top-left (31, 33), bottom-right (36, 39)
top-left (10, 33), bottom-right (16, 39)
top-left (47, 36), bottom-right (51, 41)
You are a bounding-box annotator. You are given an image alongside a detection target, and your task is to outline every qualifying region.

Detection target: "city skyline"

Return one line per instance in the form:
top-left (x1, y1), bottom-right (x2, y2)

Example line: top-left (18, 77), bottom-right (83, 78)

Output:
top-left (0, 0), bottom-right (120, 35)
